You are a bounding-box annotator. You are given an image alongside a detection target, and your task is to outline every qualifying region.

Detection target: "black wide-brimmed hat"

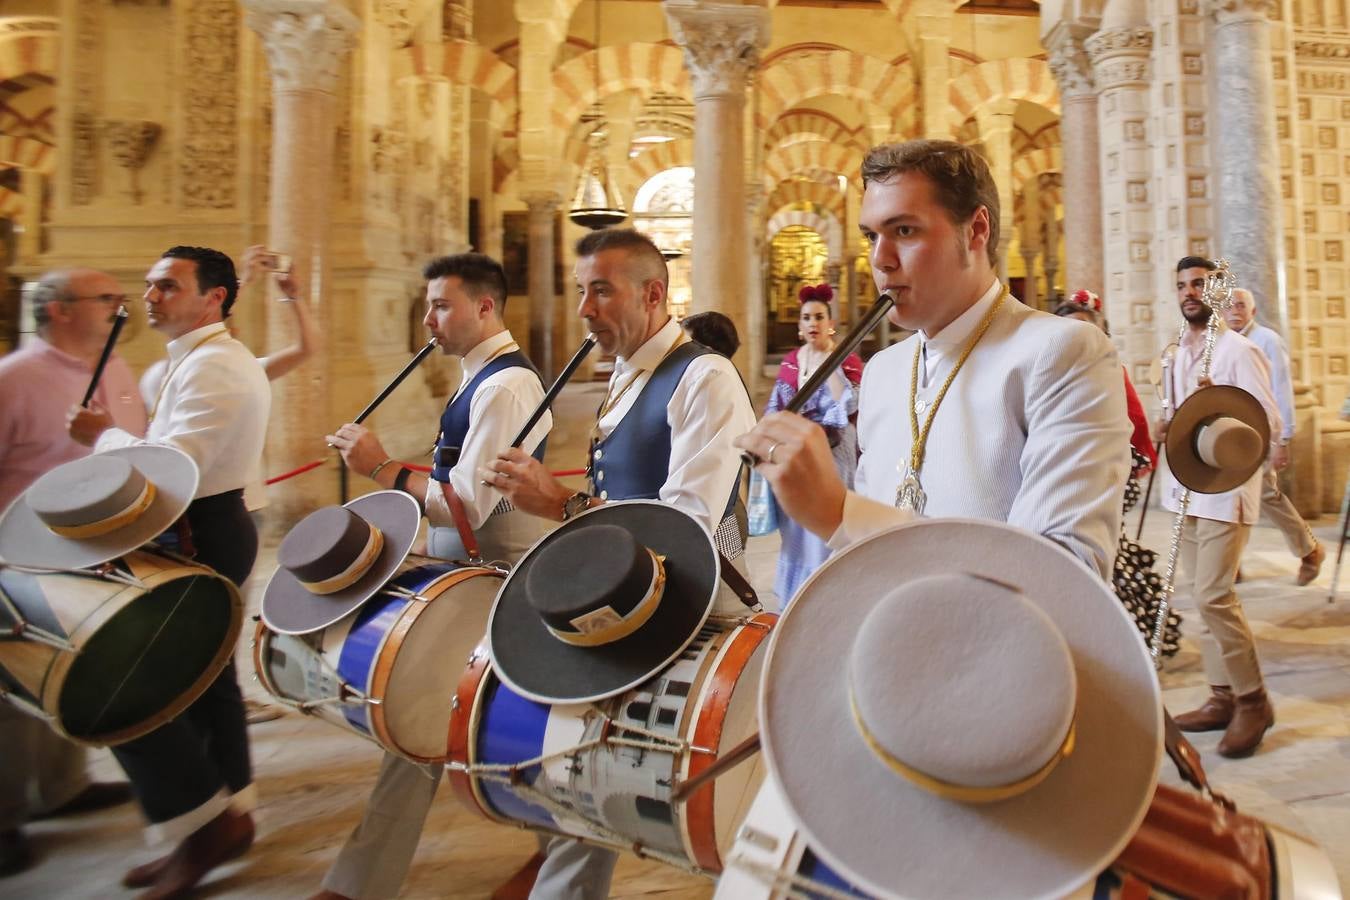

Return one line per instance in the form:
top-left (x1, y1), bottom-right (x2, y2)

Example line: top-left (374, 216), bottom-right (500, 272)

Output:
top-left (0, 447), bottom-right (198, 570)
top-left (261, 490), bottom-right (421, 635)
top-left (488, 500), bottom-right (719, 704)
top-left (1166, 384), bottom-right (1270, 494)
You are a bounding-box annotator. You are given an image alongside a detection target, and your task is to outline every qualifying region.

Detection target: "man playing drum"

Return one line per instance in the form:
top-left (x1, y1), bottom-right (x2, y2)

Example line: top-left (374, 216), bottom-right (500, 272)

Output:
top-left (736, 140), bottom-right (1130, 577)
top-left (486, 227), bottom-right (757, 899)
top-left (317, 252), bottom-right (552, 900)
top-left (67, 246), bottom-right (270, 899)
top-left (0, 269), bottom-right (144, 875)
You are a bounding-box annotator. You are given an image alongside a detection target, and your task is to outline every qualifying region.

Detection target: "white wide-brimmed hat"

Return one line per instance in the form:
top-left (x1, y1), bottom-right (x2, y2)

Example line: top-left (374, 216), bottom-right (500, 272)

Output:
top-left (760, 518), bottom-right (1162, 900)
top-left (0, 447), bottom-right (198, 570)
top-left (1166, 384), bottom-right (1270, 494)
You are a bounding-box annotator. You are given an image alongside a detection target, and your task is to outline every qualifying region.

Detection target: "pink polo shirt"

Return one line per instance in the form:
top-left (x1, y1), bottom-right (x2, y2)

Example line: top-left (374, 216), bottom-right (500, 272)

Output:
top-left (0, 338), bottom-right (148, 512)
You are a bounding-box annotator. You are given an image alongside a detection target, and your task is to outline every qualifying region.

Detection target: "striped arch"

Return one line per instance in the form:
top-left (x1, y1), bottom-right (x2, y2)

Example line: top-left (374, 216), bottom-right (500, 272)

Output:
top-left (628, 139), bottom-right (694, 190)
top-left (763, 140), bottom-right (861, 194)
top-left (766, 209), bottom-right (843, 263)
top-left (0, 21), bottom-right (58, 82)
top-left (550, 43), bottom-right (689, 133)
top-left (0, 186), bottom-right (22, 218)
top-left (764, 179), bottom-right (846, 224)
top-left (765, 111), bottom-right (868, 155)
top-left (0, 135), bottom-right (54, 175)
top-left (948, 58), bottom-right (1059, 131)
top-left (405, 41), bottom-right (517, 130)
top-left (759, 48), bottom-right (918, 138)
top-left (1013, 146), bottom-right (1062, 191)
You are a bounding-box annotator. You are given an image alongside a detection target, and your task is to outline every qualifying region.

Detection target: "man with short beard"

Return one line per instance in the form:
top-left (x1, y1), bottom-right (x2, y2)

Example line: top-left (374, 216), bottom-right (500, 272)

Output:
top-left (1155, 256), bottom-right (1282, 758)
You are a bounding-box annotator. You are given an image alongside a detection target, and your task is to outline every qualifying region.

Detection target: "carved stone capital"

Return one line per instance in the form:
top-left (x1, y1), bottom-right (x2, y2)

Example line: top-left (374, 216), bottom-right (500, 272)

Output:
top-left (244, 0), bottom-right (360, 94)
top-left (1046, 33), bottom-right (1095, 98)
top-left (103, 119), bottom-right (161, 169)
top-left (522, 191), bottom-right (561, 216)
top-left (373, 0), bottom-right (415, 46)
top-left (1086, 26), bottom-right (1153, 61)
top-left (1203, 0), bottom-right (1276, 24)
top-left (664, 2), bottom-right (770, 101)
top-left (1087, 27), bottom-right (1152, 88)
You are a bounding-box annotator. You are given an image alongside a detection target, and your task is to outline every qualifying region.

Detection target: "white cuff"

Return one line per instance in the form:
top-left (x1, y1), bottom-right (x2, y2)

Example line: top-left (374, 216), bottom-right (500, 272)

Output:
top-left (826, 491), bottom-right (915, 552)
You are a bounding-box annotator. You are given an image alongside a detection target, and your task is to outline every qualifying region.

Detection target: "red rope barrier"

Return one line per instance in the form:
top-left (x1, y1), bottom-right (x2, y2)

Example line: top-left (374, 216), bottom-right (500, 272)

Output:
top-left (265, 459), bottom-right (325, 485)
top-left (265, 459), bottom-right (586, 485)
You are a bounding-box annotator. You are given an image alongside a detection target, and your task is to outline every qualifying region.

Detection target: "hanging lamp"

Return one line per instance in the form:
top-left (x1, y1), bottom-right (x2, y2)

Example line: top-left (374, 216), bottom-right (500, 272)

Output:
top-left (568, 1), bottom-right (628, 230)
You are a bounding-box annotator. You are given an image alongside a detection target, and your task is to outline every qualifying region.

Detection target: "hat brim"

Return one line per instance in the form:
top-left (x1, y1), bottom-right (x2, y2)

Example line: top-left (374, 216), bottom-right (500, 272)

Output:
top-left (1166, 385), bottom-right (1270, 494)
top-left (488, 500), bottom-right (719, 705)
top-left (0, 446), bottom-right (198, 570)
top-left (261, 490), bottom-right (421, 635)
top-left (761, 518), bottom-right (1162, 900)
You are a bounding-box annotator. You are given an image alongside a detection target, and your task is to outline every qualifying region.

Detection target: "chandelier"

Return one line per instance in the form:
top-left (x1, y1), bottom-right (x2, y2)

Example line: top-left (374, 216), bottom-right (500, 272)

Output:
top-left (568, 1), bottom-right (628, 230)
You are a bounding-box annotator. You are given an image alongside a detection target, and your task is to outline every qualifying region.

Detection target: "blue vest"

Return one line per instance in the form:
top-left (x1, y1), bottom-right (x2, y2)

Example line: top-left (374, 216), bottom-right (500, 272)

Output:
top-left (590, 341), bottom-right (740, 520)
top-left (432, 349), bottom-right (545, 482)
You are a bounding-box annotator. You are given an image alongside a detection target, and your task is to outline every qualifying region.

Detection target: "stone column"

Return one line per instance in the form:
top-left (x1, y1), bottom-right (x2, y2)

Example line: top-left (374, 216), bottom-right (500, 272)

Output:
top-left (909, 0), bottom-right (954, 138)
top-left (1018, 179), bottom-right (1042, 308)
top-left (17, 169), bottom-right (41, 262)
top-left (745, 182), bottom-right (766, 393)
top-left (246, 0), bottom-right (359, 517)
top-left (523, 191), bottom-right (559, 379)
top-left (1206, 0), bottom-right (1288, 336)
top-left (1020, 250), bottom-right (1040, 308)
top-left (1046, 25), bottom-right (1104, 299)
top-left (1040, 172), bottom-right (1062, 303)
top-left (1088, 16), bottom-right (1155, 378)
top-left (974, 99), bottom-right (1016, 283)
top-left (665, 1), bottom-right (770, 377)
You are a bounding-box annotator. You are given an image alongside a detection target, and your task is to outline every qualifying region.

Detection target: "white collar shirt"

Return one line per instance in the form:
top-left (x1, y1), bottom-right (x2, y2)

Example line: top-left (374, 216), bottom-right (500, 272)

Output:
top-left (595, 316), bottom-right (756, 534)
top-left (422, 330), bottom-right (551, 530)
top-left (917, 278), bottom-right (1003, 385)
top-left (96, 322), bottom-right (271, 500)
top-left (1162, 326), bottom-right (1281, 525)
top-left (1240, 320), bottom-right (1295, 442)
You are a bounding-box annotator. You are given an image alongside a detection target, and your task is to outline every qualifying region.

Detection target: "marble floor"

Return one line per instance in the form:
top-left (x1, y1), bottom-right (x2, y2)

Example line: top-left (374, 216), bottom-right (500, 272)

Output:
top-left (6, 378), bottom-right (1350, 898)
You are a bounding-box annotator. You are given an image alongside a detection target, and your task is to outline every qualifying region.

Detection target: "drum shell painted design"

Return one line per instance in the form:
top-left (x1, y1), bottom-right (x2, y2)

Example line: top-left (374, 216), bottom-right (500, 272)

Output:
top-left (447, 612), bottom-right (776, 873)
top-left (254, 563), bottom-right (503, 763)
top-left (0, 549), bottom-right (242, 747)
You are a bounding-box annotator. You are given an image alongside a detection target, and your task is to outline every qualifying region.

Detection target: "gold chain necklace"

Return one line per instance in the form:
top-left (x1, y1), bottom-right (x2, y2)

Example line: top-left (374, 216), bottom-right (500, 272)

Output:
top-left (896, 289), bottom-right (1007, 513)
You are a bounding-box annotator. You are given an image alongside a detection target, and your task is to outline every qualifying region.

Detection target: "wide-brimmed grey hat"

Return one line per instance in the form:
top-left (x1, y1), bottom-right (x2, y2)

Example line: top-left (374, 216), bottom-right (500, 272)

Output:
top-left (261, 490), bottom-right (421, 635)
top-left (760, 518), bottom-right (1162, 900)
top-left (0, 446), bottom-right (198, 570)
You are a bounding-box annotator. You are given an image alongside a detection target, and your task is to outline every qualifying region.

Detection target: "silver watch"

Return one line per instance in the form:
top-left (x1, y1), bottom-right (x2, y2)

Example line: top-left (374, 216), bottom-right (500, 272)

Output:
top-left (561, 492), bottom-right (592, 522)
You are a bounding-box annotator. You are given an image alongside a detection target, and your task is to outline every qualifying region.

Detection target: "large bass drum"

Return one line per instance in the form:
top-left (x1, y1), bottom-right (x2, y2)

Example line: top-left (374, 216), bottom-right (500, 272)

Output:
top-left (0, 548), bottom-right (242, 746)
top-left (254, 561), bottom-right (503, 763)
top-left (447, 612), bottom-right (775, 873)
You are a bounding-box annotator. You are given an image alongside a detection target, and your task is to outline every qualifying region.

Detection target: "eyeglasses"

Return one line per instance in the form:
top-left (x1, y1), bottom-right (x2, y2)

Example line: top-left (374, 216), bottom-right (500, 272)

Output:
top-left (71, 293), bottom-right (128, 305)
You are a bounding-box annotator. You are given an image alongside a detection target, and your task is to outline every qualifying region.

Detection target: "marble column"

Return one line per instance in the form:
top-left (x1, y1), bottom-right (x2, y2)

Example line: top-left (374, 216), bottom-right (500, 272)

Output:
top-left (523, 191), bottom-right (559, 379)
top-left (17, 169), bottom-right (41, 262)
top-left (1088, 15), bottom-right (1155, 377)
top-left (909, 0), bottom-right (954, 139)
top-left (1040, 172), bottom-right (1062, 303)
top-left (745, 182), bottom-right (766, 393)
top-left (665, 1), bottom-right (770, 377)
top-left (1046, 26), bottom-right (1104, 299)
top-left (1020, 249), bottom-right (1040, 308)
top-left (246, 0), bottom-right (359, 516)
top-left (975, 99), bottom-right (1016, 283)
top-left (1205, 0), bottom-right (1288, 337)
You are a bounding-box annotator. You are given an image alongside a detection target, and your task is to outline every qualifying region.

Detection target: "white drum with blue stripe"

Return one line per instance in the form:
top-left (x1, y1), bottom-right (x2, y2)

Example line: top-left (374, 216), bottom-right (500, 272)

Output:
top-left (254, 560), bottom-right (503, 763)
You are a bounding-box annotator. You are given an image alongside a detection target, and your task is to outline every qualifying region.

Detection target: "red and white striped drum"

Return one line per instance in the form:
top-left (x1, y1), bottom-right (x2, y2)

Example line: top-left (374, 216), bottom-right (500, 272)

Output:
top-left (447, 612), bottom-right (776, 873)
top-left (715, 779), bottom-right (1342, 900)
top-left (253, 561), bottom-right (503, 763)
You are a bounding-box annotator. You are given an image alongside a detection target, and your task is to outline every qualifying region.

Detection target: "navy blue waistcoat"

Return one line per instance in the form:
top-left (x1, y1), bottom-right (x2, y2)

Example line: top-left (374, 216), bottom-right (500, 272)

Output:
top-left (432, 349), bottom-right (545, 482)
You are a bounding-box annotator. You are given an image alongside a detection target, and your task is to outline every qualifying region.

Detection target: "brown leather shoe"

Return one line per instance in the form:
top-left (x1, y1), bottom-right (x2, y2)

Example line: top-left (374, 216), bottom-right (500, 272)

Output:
top-left (491, 852), bottom-right (547, 900)
top-left (1296, 542), bottom-right (1325, 587)
top-left (1172, 685), bottom-right (1235, 732)
top-left (136, 808), bottom-right (254, 900)
top-left (1217, 688), bottom-right (1275, 758)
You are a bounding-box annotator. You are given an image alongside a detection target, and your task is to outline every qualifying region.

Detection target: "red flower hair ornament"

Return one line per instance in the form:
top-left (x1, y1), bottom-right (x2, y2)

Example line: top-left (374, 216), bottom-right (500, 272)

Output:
top-left (1069, 289), bottom-right (1102, 313)
top-left (798, 283), bottom-right (835, 304)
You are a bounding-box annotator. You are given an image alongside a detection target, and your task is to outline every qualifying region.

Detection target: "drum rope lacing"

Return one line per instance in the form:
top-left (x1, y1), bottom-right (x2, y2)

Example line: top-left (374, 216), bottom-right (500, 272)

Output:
top-left (726, 855), bottom-right (863, 900)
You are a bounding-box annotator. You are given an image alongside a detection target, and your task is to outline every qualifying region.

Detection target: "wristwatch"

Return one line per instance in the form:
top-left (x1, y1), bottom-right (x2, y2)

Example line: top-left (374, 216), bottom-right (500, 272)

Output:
top-left (561, 491), bottom-right (593, 522)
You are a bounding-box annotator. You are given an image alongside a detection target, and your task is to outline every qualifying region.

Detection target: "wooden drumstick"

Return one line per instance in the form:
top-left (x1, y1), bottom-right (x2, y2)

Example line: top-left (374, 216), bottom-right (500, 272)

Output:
top-left (670, 732), bottom-right (761, 803)
top-left (353, 338), bottom-right (438, 425)
top-left (742, 290), bottom-right (896, 466)
top-left (511, 336), bottom-right (596, 449)
top-left (82, 305), bottom-right (130, 408)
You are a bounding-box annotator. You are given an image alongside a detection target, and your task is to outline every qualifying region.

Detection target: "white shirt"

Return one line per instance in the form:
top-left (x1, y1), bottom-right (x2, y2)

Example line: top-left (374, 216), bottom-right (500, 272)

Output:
top-left (597, 317), bottom-right (756, 533)
top-left (827, 281), bottom-right (1131, 580)
top-left (1240, 321), bottom-right (1295, 442)
top-left (1161, 325), bottom-right (1281, 525)
top-left (423, 330), bottom-right (551, 531)
top-left (97, 322), bottom-right (271, 500)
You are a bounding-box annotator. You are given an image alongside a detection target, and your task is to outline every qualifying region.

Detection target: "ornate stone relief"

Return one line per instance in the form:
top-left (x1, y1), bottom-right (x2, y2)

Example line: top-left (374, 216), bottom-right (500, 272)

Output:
top-left (1086, 27), bottom-right (1154, 56)
top-left (103, 119), bottom-right (161, 204)
top-left (72, 3), bottom-right (102, 205)
top-left (244, 0), bottom-right (361, 95)
top-left (1202, 0), bottom-right (1276, 22)
top-left (443, 0), bottom-right (471, 41)
top-left (373, 0), bottom-right (416, 46)
top-left (181, 0), bottom-right (240, 209)
top-left (1296, 40), bottom-right (1350, 59)
top-left (665, 4), bottom-right (770, 100)
top-left (0, 18), bottom-right (58, 35)
top-left (1047, 35), bottom-right (1095, 98)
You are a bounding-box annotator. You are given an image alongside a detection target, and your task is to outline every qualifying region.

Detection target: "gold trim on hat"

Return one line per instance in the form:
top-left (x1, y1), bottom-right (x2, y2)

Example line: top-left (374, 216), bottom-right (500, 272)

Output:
top-left (547, 550), bottom-right (667, 648)
top-left (47, 481), bottom-right (157, 539)
top-left (299, 526), bottom-right (386, 595)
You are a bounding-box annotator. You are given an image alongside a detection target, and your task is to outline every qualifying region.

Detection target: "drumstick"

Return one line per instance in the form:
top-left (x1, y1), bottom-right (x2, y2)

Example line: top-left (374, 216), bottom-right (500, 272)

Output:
top-left (670, 732), bottom-right (761, 803)
top-left (352, 338), bottom-right (438, 425)
top-left (511, 336), bottom-right (597, 448)
top-left (81, 305), bottom-right (130, 407)
top-left (742, 290), bottom-right (896, 466)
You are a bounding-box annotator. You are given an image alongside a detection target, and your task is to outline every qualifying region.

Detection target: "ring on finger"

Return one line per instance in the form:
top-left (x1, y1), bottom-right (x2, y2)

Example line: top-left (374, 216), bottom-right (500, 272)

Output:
top-left (767, 442), bottom-right (780, 465)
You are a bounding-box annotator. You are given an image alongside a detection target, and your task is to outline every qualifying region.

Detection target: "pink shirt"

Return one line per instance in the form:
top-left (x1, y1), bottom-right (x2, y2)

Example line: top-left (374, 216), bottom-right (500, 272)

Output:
top-left (0, 338), bottom-right (147, 512)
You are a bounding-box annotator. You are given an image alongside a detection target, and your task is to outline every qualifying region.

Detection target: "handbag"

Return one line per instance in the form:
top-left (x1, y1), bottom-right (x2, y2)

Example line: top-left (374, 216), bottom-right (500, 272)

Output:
top-left (747, 468), bottom-right (778, 536)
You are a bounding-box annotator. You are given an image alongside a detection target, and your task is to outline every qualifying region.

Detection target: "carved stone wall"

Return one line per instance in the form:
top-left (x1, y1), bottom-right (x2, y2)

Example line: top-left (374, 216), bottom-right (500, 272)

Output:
top-left (180, 0), bottom-right (239, 209)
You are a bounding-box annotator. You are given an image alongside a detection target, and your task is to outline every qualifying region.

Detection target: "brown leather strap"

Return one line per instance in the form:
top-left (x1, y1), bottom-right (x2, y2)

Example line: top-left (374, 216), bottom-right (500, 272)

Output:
top-left (172, 516), bottom-right (197, 559)
top-left (440, 481), bottom-right (482, 563)
top-left (719, 554), bottom-right (759, 609)
top-left (1163, 709), bottom-right (1234, 810)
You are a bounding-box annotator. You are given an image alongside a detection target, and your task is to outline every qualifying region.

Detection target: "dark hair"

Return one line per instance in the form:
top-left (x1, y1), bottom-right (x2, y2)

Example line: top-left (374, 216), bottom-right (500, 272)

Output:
top-left (423, 253), bottom-right (509, 311)
top-left (680, 311), bottom-right (740, 359)
top-left (574, 228), bottom-right (669, 288)
top-left (1176, 256), bottom-right (1215, 273)
top-left (162, 246), bottom-right (239, 316)
top-left (30, 270), bottom-right (75, 329)
top-left (1052, 301), bottom-right (1108, 335)
top-left (860, 140), bottom-right (1000, 268)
